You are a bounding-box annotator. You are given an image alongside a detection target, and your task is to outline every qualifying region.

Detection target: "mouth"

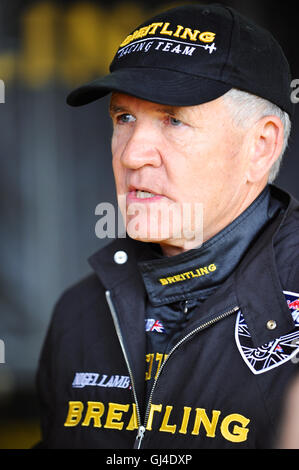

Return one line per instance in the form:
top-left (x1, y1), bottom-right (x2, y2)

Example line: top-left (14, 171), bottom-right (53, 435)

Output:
top-left (135, 190), bottom-right (157, 199)
top-left (126, 186), bottom-right (164, 203)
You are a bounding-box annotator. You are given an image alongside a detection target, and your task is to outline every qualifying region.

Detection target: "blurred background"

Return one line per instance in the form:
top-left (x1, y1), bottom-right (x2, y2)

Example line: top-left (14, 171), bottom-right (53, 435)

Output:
top-left (0, 0), bottom-right (298, 449)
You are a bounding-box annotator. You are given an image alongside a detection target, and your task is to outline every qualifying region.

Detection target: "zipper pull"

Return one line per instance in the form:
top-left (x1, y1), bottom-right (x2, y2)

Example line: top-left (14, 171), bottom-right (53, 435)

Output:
top-left (184, 300), bottom-right (188, 314)
top-left (134, 425), bottom-right (146, 449)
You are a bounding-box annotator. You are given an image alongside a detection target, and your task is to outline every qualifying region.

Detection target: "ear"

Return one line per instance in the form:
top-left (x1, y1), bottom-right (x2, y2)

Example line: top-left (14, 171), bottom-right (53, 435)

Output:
top-left (246, 115), bottom-right (284, 183)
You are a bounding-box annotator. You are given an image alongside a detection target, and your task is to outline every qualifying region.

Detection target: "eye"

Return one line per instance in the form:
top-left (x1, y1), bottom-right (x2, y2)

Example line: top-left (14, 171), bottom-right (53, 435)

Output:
top-left (169, 116), bottom-right (183, 127)
top-left (116, 113), bottom-right (136, 124)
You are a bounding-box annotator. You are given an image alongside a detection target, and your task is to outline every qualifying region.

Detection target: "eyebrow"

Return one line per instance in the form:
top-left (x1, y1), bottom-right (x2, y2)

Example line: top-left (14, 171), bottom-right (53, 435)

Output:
top-left (109, 102), bottom-right (180, 117)
top-left (157, 106), bottom-right (177, 116)
top-left (109, 104), bottom-right (129, 115)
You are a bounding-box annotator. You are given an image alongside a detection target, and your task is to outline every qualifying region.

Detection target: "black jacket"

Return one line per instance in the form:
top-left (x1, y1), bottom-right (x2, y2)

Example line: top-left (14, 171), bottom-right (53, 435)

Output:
top-left (36, 185), bottom-right (299, 449)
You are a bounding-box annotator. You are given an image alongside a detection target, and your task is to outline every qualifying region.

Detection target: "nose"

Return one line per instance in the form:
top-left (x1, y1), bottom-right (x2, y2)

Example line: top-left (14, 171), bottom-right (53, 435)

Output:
top-left (120, 122), bottom-right (162, 170)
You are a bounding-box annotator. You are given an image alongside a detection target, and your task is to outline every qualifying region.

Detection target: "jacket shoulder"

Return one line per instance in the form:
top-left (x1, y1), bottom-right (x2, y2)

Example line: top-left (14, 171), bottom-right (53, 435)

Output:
top-left (56, 272), bottom-right (104, 309)
top-left (274, 195), bottom-right (299, 290)
top-left (46, 237), bottom-right (141, 337)
top-left (49, 273), bottom-right (106, 335)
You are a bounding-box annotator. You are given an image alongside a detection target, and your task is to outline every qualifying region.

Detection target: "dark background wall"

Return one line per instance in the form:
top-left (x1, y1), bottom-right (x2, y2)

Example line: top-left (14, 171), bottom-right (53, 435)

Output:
top-left (0, 0), bottom-right (298, 448)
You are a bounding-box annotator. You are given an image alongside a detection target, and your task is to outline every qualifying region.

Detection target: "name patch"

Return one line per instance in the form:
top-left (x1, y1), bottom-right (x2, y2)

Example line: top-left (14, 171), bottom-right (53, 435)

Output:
top-left (72, 372), bottom-right (130, 389)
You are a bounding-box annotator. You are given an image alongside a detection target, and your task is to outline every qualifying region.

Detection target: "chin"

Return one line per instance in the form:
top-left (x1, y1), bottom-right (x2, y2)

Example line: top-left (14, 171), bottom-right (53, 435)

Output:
top-left (126, 226), bottom-right (169, 244)
top-left (125, 214), bottom-right (179, 242)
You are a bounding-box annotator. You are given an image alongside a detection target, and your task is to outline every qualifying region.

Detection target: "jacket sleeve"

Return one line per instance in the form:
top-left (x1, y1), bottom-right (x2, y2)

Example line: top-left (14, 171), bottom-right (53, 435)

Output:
top-left (34, 273), bottom-right (103, 448)
top-left (34, 295), bottom-right (64, 449)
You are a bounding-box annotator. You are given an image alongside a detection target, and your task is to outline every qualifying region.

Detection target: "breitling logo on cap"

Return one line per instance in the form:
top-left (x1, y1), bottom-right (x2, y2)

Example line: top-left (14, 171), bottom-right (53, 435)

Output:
top-left (119, 21), bottom-right (216, 48)
top-left (116, 18), bottom-right (217, 60)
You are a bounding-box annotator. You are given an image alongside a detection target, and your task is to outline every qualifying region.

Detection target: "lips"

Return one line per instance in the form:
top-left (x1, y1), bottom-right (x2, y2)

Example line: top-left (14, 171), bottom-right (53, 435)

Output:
top-left (126, 186), bottom-right (164, 203)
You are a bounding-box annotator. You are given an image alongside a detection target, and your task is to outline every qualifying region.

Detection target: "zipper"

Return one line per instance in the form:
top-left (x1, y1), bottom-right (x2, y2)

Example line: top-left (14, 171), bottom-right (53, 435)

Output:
top-left (106, 290), bottom-right (239, 450)
top-left (142, 305), bottom-right (240, 441)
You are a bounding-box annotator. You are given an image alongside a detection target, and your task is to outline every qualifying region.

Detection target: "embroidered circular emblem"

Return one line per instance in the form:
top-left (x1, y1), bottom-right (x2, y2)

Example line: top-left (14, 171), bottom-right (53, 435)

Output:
top-left (235, 291), bottom-right (299, 375)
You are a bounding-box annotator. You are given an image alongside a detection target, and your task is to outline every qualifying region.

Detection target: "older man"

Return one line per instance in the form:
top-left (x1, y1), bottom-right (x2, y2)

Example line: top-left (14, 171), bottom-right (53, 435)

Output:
top-left (36, 4), bottom-right (299, 449)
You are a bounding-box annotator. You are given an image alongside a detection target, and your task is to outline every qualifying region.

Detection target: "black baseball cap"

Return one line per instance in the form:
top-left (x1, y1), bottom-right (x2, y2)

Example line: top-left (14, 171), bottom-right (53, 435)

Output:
top-left (66, 3), bottom-right (294, 117)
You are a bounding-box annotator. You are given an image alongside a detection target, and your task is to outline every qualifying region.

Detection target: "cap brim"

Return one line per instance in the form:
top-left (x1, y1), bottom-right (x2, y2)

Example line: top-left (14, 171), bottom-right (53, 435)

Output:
top-left (66, 68), bottom-right (232, 107)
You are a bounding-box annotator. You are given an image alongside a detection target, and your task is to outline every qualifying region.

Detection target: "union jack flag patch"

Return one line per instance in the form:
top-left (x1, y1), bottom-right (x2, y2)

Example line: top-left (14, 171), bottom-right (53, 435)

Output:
top-left (145, 319), bottom-right (166, 333)
top-left (235, 291), bottom-right (299, 375)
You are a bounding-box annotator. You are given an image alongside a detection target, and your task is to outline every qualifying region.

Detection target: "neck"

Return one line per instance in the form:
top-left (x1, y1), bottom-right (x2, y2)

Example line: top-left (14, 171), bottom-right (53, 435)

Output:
top-left (160, 182), bottom-right (267, 257)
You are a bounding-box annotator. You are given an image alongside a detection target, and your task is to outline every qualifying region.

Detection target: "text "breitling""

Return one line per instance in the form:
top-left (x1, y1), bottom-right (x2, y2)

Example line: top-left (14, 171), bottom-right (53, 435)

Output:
top-left (119, 21), bottom-right (216, 48)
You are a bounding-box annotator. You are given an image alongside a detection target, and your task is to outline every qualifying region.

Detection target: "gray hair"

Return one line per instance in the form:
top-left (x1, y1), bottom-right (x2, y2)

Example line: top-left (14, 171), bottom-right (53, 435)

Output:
top-left (222, 88), bottom-right (291, 183)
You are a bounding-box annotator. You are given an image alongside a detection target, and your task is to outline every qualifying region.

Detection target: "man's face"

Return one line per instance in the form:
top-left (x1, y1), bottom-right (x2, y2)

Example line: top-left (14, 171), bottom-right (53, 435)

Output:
top-left (110, 92), bottom-right (249, 256)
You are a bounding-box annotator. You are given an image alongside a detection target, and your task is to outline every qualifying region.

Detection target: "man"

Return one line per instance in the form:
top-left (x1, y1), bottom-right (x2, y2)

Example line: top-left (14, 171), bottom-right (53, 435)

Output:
top-left (36, 4), bottom-right (299, 449)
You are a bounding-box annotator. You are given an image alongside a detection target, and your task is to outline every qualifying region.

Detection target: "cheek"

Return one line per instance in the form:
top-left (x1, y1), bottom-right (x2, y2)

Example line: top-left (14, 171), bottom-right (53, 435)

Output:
top-left (170, 142), bottom-right (242, 203)
top-left (111, 132), bottom-right (120, 163)
top-left (111, 127), bottom-right (133, 178)
top-left (111, 131), bottom-right (125, 170)
top-left (112, 159), bottom-right (125, 195)
top-left (111, 150), bottom-right (125, 195)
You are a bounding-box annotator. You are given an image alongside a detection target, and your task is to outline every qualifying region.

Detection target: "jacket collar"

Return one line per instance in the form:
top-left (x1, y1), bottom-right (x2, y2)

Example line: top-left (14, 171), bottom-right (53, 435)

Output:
top-left (88, 185), bottom-right (299, 348)
top-left (137, 186), bottom-right (271, 307)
